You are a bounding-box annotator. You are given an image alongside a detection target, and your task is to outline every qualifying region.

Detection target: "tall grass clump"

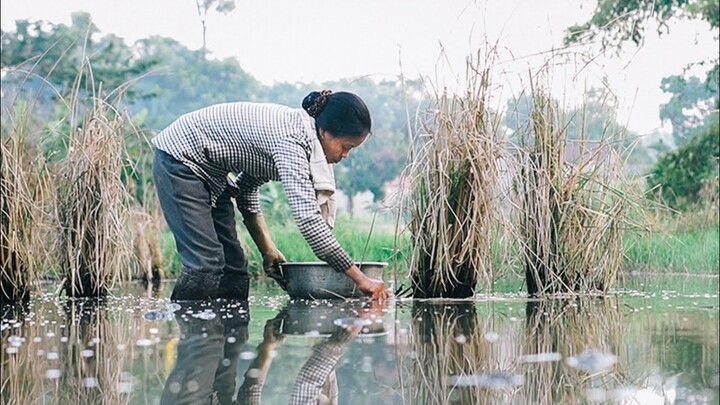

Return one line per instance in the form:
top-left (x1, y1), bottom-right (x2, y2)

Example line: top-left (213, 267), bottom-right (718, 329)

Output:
top-left (509, 81), bottom-right (639, 296)
top-left (54, 80), bottom-right (132, 298)
top-left (405, 51), bottom-right (502, 298)
top-left (0, 102), bottom-right (48, 304)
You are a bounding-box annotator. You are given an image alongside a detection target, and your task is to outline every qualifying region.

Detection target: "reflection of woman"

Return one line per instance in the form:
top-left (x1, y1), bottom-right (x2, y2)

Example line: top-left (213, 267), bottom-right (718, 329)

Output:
top-left (152, 90), bottom-right (389, 301)
top-left (160, 302), bottom-right (249, 405)
top-left (237, 303), bottom-right (382, 405)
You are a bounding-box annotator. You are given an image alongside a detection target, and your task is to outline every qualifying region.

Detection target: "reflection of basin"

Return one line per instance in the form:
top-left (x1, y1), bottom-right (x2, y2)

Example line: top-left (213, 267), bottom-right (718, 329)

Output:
top-left (277, 300), bottom-right (385, 337)
top-left (281, 262), bottom-right (387, 299)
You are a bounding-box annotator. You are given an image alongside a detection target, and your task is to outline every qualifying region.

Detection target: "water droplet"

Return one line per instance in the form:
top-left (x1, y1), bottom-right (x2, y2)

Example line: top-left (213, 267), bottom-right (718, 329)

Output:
top-left (566, 350), bottom-right (617, 373)
top-left (187, 380), bottom-right (200, 392)
top-left (520, 352), bottom-right (562, 363)
top-left (240, 351), bottom-right (257, 360)
top-left (116, 381), bottom-right (133, 393)
top-left (168, 381), bottom-right (181, 394)
top-left (136, 339), bottom-right (154, 347)
top-left (448, 373), bottom-right (524, 388)
top-left (227, 336), bottom-right (236, 344)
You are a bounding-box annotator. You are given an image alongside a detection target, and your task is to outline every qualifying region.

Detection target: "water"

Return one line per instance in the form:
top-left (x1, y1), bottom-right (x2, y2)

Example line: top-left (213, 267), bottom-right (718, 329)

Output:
top-left (2, 275), bottom-right (718, 405)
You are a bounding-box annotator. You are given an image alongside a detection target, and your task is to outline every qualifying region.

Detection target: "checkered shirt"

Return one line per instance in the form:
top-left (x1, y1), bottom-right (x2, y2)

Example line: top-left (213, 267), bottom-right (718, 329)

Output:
top-left (152, 102), bottom-right (353, 273)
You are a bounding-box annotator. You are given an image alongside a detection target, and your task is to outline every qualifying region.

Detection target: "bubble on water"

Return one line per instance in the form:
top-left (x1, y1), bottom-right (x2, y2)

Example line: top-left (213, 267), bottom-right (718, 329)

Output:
top-left (46, 369), bottom-right (61, 379)
top-left (81, 350), bottom-right (94, 358)
top-left (227, 336), bottom-right (236, 344)
top-left (136, 339), bottom-right (154, 347)
top-left (46, 352), bottom-right (59, 360)
top-left (191, 311), bottom-right (216, 320)
top-left (520, 352), bottom-right (562, 363)
top-left (116, 381), bottom-right (133, 393)
top-left (333, 318), bottom-right (373, 328)
top-left (484, 332), bottom-right (499, 343)
top-left (83, 377), bottom-right (98, 388)
top-left (566, 350), bottom-right (617, 373)
top-left (168, 381), bottom-right (181, 394)
top-left (246, 368), bottom-right (261, 378)
top-left (361, 356), bottom-right (373, 373)
top-left (8, 335), bottom-right (24, 347)
top-left (448, 373), bottom-right (524, 388)
top-left (187, 380), bottom-right (200, 393)
top-left (240, 351), bottom-right (257, 360)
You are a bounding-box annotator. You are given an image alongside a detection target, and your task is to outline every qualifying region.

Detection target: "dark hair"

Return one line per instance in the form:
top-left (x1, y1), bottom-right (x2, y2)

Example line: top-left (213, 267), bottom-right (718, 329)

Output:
top-left (302, 90), bottom-right (371, 138)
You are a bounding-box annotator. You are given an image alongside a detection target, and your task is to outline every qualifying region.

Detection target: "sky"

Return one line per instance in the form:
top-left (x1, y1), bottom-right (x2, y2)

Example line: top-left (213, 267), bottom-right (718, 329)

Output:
top-left (1, 0), bottom-right (717, 135)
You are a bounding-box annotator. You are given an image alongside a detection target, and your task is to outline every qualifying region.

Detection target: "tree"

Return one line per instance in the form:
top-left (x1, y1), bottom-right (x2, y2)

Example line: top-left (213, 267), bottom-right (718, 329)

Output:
top-left (659, 74), bottom-right (719, 145)
top-left (195, 0), bottom-right (236, 59)
top-left (564, 0), bottom-right (719, 51)
top-left (1, 12), bottom-right (157, 98)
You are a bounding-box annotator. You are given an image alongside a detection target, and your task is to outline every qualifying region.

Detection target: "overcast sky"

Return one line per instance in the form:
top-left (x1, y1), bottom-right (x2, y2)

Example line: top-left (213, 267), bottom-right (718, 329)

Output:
top-left (2, 0), bottom-right (717, 134)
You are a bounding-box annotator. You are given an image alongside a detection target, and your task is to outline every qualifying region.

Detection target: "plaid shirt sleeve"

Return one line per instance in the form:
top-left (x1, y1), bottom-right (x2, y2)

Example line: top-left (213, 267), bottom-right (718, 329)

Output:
top-left (272, 137), bottom-right (354, 273)
top-left (290, 329), bottom-right (354, 404)
top-left (233, 173), bottom-right (266, 214)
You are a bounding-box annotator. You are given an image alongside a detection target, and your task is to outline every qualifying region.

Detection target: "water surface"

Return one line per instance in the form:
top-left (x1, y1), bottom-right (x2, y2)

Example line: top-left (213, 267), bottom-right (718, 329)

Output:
top-left (2, 275), bottom-right (718, 404)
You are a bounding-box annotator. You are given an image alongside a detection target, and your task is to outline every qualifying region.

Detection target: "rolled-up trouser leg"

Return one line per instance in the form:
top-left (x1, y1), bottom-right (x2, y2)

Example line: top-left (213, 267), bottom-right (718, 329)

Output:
top-left (153, 149), bottom-right (222, 300)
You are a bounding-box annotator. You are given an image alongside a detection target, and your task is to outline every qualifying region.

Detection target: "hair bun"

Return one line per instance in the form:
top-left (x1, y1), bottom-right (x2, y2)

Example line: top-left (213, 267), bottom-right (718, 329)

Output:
top-left (302, 89), bottom-right (333, 118)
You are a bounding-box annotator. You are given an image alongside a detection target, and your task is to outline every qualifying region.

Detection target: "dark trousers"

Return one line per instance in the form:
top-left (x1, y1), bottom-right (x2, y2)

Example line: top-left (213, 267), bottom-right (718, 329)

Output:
top-left (153, 149), bottom-right (248, 282)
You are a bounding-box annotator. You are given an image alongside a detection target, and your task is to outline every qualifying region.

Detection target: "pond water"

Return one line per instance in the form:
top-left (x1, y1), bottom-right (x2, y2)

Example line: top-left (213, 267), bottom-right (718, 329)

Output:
top-left (2, 275), bottom-right (718, 405)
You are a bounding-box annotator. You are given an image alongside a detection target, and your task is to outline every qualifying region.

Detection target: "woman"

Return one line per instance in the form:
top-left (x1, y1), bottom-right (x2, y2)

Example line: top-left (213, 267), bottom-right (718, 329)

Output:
top-left (152, 90), bottom-right (389, 301)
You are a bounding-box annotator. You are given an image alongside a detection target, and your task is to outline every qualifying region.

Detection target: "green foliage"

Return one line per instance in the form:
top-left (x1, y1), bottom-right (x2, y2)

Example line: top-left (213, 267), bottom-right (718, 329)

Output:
top-left (564, 0), bottom-right (719, 49)
top-left (647, 121), bottom-right (719, 209)
top-left (1, 12), bottom-right (157, 98)
top-left (659, 74), bottom-right (719, 144)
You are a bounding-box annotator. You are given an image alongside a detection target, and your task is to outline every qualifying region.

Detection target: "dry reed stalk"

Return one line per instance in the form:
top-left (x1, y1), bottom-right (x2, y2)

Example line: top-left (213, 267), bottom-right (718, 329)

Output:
top-left (130, 207), bottom-right (166, 285)
top-left (0, 104), bottom-right (48, 304)
top-left (406, 49), bottom-right (502, 298)
top-left (510, 81), bottom-right (637, 296)
top-left (54, 82), bottom-right (132, 298)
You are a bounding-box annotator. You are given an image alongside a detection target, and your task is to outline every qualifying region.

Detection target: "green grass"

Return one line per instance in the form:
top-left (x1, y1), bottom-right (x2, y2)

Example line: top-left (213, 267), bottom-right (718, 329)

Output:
top-left (624, 226), bottom-right (719, 275)
top-left (160, 213), bottom-right (411, 278)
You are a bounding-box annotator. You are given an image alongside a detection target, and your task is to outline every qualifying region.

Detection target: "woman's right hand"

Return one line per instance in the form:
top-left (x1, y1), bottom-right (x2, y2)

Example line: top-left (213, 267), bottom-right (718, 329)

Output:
top-left (345, 265), bottom-right (391, 300)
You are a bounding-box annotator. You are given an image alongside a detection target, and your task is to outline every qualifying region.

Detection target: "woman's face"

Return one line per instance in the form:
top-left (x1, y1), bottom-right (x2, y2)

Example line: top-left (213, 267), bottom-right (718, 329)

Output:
top-left (319, 129), bottom-right (368, 164)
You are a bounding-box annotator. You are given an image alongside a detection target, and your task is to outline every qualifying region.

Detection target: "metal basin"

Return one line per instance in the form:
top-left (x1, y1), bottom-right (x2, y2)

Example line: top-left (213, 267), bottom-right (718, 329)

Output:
top-left (281, 261), bottom-right (387, 299)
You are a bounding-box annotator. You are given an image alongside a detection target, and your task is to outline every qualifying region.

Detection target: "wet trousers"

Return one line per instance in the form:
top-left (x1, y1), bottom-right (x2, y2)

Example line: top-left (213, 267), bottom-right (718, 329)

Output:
top-left (153, 149), bottom-right (249, 300)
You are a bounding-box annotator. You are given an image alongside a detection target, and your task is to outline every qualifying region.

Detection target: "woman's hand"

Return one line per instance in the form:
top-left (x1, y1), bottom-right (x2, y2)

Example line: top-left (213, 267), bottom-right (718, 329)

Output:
top-left (344, 264), bottom-right (392, 300)
top-left (263, 249), bottom-right (288, 290)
